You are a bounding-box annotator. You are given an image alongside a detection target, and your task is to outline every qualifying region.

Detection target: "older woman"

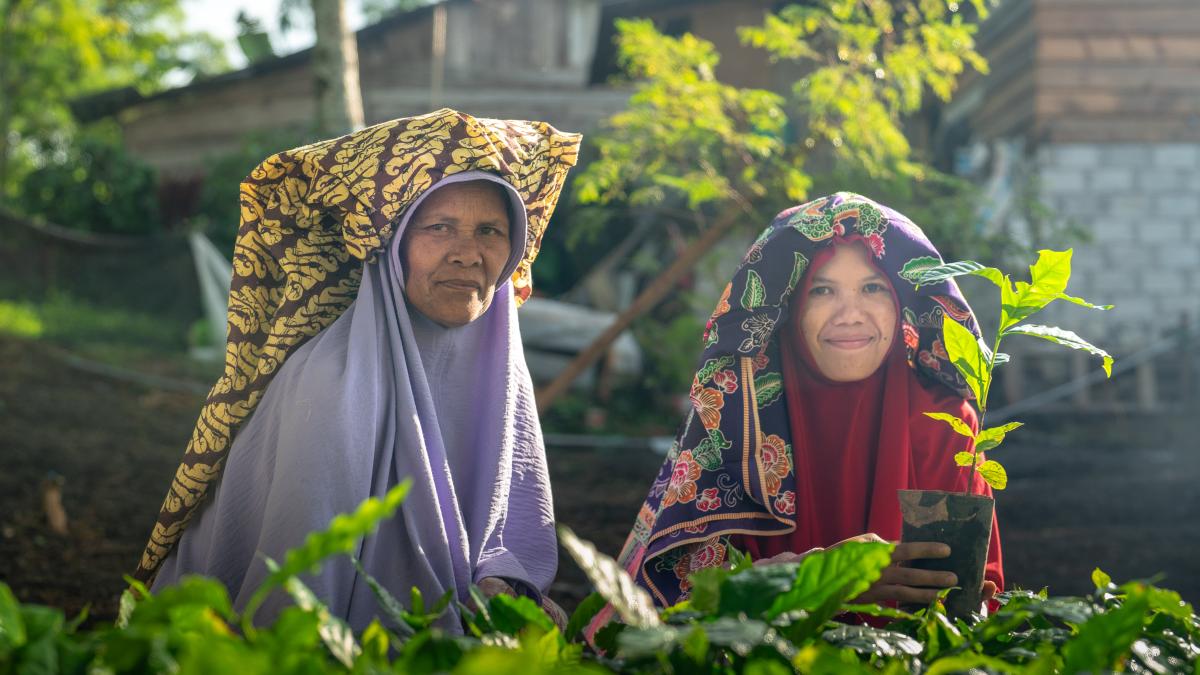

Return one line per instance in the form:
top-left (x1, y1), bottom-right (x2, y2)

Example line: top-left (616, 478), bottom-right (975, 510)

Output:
top-left (610, 193), bottom-right (1003, 611)
top-left (135, 109), bottom-right (580, 631)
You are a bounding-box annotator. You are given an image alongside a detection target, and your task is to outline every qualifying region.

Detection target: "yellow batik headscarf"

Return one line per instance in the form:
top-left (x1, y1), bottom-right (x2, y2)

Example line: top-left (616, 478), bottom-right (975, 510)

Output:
top-left (134, 108), bottom-right (581, 582)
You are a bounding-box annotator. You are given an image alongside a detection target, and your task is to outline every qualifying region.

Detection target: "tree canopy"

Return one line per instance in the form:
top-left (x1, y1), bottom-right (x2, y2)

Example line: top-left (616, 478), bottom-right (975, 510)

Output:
top-left (0, 0), bottom-right (225, 200)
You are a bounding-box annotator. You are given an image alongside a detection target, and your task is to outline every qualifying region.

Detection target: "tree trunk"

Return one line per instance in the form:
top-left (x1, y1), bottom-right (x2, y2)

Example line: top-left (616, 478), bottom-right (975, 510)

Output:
top-left (0, 0), bottom-right (21, 201)
top-left (535, 207), bottom-right (746, 414)
top-left (311, 0), bottom-right (364, 137)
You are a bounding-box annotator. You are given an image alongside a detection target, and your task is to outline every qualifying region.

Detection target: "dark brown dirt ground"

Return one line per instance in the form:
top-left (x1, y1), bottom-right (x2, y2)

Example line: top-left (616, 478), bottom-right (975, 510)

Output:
top-left (1, 336), bottom-right (1196, 626)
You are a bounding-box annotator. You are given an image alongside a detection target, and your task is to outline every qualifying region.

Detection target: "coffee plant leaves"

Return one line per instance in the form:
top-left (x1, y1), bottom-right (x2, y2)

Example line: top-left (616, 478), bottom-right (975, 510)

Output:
top-left (558, 526), bottom-right (660, 629)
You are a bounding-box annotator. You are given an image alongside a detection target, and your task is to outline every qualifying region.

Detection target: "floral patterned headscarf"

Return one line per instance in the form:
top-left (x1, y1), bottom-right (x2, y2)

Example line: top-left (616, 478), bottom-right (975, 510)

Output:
top-left (135, 109), bottom-right (580, 583)
top-left (610, 192), bottom-right (982, 608)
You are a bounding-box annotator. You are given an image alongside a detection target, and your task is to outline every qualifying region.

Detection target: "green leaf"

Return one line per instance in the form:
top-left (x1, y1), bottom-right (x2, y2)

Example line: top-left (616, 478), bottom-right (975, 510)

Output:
top-left (687, 565), bottom-right (731, 615)
top-left (487, 594), bottom-right (555, 636)
top-left (680, 625), bottom-right (710, 663)
top-left (397, 629), bottom-right (471, 673)
top-left (925, 654), bottom-right (1025, 675)
top-left (821, 624), bottom-right (922, 657)
top-left (125, 576), bottom-right (233, 627)
top-left (115, 589), bottom-right (136, 630)
top-left (975, 422), bottom-right (1023, 452)
top-left (1092, 568), bottom-right (1113, 591)
top-left (361, 619), bottom-right (390, 660)
top-left (280, 572), bottom-right (361, 668)
top-left (557, 526), bottom-right (661, 628)
top-left (1029, 249), bottom-right (1073, 298)
top-left (977, 460), bottom-right (1008, 490)
top-left (954, 451), bottom-right (976, 467)
top-left (702, 617), bottom-right (775, 657)
top-left (0, 582), bottom-right (27, 653)
top-left (914, 260), bottom-right (1004, 289)
top-left (617, 625), bottom-right (680, 659)
top-left (1003, 324), bottom-right (1114, 377)
top-left (1002, 250), bottom-right (1074, 325)
top-left (741, 270), bottom-right (767, 309)
top-left (923, 411), bottom-right (973, 438)
top-left (1063, 586), bottom-right (1151, 673)
top-left (941, 316), bottom-right (988, 403)
top-left (717, 563), bottom-right (804, 618)
top-left (768, 542), bottom-right (893, 637)
top-left (350, 557), bottom-right (415, 638)
top-left (1057, 292), bottom-right (1112, 311)
top-left (1133, 583), bottom-right (1194, 621)
top-left (565, 592), bottom-right (607, 643)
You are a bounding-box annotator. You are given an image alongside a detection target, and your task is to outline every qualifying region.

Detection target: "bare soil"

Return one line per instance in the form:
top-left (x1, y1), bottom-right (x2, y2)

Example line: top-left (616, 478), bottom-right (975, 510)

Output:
top-left (1, 336), bottom-right (1196, 627)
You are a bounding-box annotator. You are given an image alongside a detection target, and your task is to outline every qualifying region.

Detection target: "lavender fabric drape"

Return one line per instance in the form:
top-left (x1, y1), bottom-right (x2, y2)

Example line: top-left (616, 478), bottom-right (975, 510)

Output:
top-left (152, 171), bottom-right (557, 632)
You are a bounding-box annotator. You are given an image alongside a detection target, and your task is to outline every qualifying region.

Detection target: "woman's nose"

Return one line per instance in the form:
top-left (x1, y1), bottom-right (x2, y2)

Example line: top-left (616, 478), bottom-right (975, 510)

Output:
top-left (446, 234), bottom-right (484, 266)
top-left (831, 296), bottom-right (867, 323)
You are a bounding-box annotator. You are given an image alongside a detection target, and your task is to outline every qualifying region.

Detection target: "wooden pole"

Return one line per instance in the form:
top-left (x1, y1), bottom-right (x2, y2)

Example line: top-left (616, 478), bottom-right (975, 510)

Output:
top-left (430, 4), bottom-right (447, 110)
top-left (312, 0), bottom-right (364, 135)
top-left (535, 207), bottom-right (745, 414)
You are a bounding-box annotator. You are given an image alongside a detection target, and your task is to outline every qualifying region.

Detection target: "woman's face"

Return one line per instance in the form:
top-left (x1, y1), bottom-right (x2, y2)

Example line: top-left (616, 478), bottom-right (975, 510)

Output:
top-left (401, 181), bottom-right (512, 327)
top-left (797, 244), bottom-right (897, 382)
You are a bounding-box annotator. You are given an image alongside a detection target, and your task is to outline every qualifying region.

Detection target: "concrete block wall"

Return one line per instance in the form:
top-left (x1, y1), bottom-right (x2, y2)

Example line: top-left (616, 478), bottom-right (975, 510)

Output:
top-left (1033, 143), bottom-right (1200, 351)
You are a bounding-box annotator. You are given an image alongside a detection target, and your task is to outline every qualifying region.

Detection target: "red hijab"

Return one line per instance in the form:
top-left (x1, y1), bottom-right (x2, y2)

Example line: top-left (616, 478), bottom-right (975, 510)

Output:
top-left (733, 242), bottom-right (1003, 590)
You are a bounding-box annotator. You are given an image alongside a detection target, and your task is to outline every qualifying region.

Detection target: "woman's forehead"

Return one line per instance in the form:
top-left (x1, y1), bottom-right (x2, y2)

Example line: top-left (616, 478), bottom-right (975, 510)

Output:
top-left (413, 180), bottom-right (510, 216)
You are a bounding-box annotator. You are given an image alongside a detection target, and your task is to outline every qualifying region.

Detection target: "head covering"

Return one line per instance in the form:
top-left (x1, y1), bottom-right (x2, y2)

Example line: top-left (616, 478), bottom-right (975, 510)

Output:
top-left (135, 109), bottom-right (581, 589)
top-left (605, 192), bottom-right (996, 610)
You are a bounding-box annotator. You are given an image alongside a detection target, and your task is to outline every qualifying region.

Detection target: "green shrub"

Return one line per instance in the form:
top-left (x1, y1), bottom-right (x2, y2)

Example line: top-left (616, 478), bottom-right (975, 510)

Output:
top-left (2, 480), bottom-right (1195, 674)
top-left (13, 126), bottom-right (163, 235)
top-left (0, 300), bottom-right (44, 339)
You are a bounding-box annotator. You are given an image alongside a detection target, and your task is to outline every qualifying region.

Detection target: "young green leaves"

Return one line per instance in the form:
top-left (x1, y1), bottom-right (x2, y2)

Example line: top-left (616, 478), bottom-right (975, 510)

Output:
top-left (923, 412), bottom-right (1016, 491)
top-left (916, 249), bottom-right (1114, 494)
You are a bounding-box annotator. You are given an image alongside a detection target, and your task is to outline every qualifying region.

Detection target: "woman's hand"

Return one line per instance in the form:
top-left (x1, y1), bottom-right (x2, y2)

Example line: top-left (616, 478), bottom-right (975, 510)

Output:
top-left (540, 596), bottom-right (569, 633)
top-left (835, 533), bottom-right (958, 605)
top-left (751, 548), bottom-right (824, 566)
top-left (476, 576), bottom-right (517, 600)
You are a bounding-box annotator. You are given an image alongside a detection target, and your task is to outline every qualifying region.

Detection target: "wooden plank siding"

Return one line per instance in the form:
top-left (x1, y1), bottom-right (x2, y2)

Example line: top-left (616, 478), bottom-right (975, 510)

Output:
top-left (100, 0), bottom-right (613, 178)
top-left (1034, 0), bottom-right (1200, 143)
top-left (962, 0), bottom-right (1200, 144)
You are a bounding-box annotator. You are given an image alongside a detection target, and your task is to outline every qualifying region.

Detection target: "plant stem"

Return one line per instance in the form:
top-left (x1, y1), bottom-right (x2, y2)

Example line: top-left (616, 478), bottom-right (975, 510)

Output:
top-left (970, 329), bottom-right (1003, 495)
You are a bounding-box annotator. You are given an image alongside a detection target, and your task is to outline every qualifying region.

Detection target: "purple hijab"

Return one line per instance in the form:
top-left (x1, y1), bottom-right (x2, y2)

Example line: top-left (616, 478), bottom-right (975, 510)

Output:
top-left (152, 171), bottom-right (556, 632)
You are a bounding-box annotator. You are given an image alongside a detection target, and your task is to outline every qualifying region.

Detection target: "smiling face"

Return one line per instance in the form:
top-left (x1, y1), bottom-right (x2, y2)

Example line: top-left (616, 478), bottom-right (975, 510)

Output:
top-left (797, 243), bottom-right (898, 382)
top-left (401, 181), bottom-right (513, 328)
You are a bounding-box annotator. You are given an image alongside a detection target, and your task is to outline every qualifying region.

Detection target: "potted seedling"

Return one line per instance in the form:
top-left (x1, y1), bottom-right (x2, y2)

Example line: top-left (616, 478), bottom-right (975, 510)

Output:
top-left (901, 249), bottom-right (1114, 617)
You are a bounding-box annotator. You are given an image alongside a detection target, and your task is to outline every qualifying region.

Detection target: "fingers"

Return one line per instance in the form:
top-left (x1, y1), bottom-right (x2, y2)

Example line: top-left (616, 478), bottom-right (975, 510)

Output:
top-left (862, 584), bottom-right (948, 605)
top-left (754, 550), bottom-right (811, 566)
top-left (982, 580), bottom-right (998, 603)
top-left (891, 541), bottom-right (951, 562)
top-left (879, 565), bottom-right (957, 589)
top-left (834, 533), bottom-right (888, 547)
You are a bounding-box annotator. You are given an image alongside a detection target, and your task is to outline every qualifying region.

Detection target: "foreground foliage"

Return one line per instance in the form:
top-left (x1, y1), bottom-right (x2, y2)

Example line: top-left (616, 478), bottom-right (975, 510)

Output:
top-left (2, 486), bottom-right (1195, 674)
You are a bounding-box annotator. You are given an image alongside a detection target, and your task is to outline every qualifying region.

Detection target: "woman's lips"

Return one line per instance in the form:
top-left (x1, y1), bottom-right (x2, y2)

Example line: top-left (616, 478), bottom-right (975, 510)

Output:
top-left (437, 279), bottom-right (482, 292)
top-left (824, 336), bottom-right (874, 350)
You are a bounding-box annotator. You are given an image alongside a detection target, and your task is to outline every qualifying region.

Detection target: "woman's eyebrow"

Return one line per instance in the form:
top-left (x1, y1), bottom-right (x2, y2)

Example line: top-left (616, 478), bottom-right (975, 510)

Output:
top-left (810, 273), bottom-right (886, 283)
top-left (415, 211), bottom-right (459, 223)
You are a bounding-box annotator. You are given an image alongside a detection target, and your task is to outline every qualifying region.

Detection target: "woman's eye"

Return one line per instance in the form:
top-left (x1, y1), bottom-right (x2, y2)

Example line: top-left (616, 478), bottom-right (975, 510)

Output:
top-left (481, 226), bottom-right (506, 237)
top-left (863, 282), bottom-right (886, 293)
top-left (809, 286), bottom-right (832, 296)
top-left (425, 222), bottom-right (448, 232)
